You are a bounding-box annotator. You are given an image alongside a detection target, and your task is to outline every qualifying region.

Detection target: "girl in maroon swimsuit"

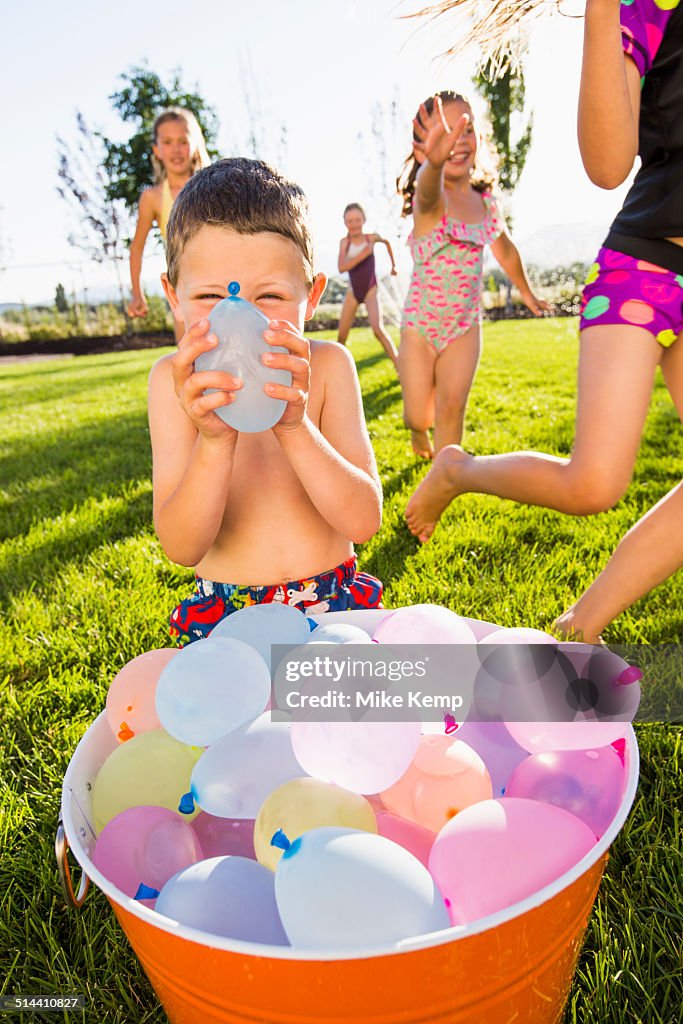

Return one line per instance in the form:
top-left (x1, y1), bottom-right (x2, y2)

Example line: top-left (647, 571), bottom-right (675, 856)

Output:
top-left (337, 203), bottom-right (399, 368)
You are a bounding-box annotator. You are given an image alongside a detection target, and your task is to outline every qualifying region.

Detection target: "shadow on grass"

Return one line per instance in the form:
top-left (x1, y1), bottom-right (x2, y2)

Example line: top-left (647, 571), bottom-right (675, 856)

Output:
top-left (362, 382), bottom-right (402, 421)
top-left (1, 488), bottom-right (152, 602)
top-left (354, 351), bottom-right (389, 373)
top-left (0, 411), bottom-right (151, 543)
top-left (0, 360), bottom-right (151, 409)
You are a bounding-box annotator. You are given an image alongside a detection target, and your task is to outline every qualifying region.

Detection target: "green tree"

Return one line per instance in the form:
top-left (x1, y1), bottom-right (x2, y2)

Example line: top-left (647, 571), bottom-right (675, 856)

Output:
top-left (474, 65), bottom-right (533, 196)
top-left (103, 65), bottom-right (221, 211)
top-left (54, 282), bottom-right (69, 313)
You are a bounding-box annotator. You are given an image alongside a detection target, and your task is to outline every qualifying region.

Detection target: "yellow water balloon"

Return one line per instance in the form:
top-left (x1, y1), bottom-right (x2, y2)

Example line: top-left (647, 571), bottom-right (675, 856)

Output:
top-left (93, 729), bottom-right (203, 834)
top-left (254, 777), bottom-right (377, 871)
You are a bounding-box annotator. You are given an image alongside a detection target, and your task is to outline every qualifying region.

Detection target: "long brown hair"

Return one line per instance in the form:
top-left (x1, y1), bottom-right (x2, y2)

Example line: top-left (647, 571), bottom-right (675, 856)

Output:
top-left (396, 91), bottom-right (498, 218)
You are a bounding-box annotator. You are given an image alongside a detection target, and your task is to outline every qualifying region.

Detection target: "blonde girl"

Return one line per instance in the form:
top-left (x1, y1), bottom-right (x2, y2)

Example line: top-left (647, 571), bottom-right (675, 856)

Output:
top-left (128, 108), bottom-right (210, 340)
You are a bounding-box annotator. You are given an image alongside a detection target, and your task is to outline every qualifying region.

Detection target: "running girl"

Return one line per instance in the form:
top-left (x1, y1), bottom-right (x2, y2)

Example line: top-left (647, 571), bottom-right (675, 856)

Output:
top-left (337, 203), bottom-right (399, 368)
top-left (398, 91), bottom-right (547, 460)
top-left (128, 108), bottom-right (211, 341)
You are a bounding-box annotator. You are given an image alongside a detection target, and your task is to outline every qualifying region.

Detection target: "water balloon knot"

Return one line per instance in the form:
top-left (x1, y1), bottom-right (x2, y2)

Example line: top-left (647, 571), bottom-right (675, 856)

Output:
top-left (178, 791), bottom-right (195, 815)
top-left (134, 883), bottom-right (160, 901)
top-left (613, 666), bottom-right (643, 687)
top-left (271, 828), bottom-right (291, 851)
top-left (228, 281), bottom-right (240, 297)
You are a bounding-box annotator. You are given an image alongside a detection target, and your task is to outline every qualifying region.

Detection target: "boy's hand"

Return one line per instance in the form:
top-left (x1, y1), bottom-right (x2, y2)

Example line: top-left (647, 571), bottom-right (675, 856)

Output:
top-left (262, 320), bottom-right (311, 435)
top-left (521, 291), bottom-right (552, 317)
top-left (171, 318), bottom-right (242, 442)
top-left (414, 96), bottom-right (470, 170)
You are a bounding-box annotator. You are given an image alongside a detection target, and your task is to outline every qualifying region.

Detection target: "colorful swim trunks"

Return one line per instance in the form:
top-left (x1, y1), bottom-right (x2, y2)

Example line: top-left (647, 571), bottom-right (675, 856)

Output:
top-left (580, 247), bottom-right (683, 347)
top-left (169, 556), bottom-right (383, 646)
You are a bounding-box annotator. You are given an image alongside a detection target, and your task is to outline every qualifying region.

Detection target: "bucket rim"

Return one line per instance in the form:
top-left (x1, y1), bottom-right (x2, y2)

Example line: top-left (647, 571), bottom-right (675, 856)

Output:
top-left (61, 711), bottom-right (639, 962)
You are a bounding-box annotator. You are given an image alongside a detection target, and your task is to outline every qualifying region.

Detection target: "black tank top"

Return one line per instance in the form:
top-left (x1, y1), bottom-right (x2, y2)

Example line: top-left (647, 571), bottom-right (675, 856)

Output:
top-left (608, 3), bottom-right (683, 271)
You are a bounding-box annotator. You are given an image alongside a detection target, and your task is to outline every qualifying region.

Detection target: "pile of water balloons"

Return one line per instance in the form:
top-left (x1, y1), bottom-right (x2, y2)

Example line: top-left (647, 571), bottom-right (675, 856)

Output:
top-left (91, 603), bottom-right (640, 949)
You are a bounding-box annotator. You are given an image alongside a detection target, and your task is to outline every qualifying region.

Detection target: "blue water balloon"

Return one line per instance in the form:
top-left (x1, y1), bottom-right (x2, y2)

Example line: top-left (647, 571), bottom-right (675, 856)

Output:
top-left (195, 281), bottom-right (291, 433)
top-left (190, 712), bottom-right (304, 819)
top-left (210, 603), bottom-right (312, 675)
top-left (273, 826), bottom-right (450, 950)
top-left (155, 855), bottom-right (289, 944)
top-left (155, 637), bottom-right (270, 746)
top-left (305, 622), bottom-right (373, 644)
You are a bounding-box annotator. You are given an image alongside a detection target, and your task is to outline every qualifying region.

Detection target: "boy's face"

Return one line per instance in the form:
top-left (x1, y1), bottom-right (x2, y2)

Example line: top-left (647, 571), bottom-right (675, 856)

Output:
top-left (163, 225), bottom-right (325, 331)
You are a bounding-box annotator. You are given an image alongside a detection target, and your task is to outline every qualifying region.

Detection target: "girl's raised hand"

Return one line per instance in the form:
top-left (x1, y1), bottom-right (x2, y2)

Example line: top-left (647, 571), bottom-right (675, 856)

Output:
top-left (170, 318), bottom-right (242, 442)
top-left (128, 294), bottom-right (149, 318)
top-left (262, 320), bottom-right (311, 435)
top-left (414, 96), bottom-right (470, 169)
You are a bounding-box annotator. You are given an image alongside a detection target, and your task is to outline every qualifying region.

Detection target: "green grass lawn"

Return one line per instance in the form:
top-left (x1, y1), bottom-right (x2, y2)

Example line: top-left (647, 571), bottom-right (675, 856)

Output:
top-left (1, 320), bottom-right (681, 1023)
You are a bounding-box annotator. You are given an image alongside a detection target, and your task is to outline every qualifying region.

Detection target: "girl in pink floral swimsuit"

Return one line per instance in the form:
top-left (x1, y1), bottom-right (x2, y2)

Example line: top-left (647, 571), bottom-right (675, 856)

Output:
top-left (398, 91), bottom-right (548, 460)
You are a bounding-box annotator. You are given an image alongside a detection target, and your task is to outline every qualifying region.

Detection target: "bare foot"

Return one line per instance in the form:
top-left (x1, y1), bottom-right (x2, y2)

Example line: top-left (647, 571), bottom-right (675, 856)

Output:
top-left (552, 610), bottom-right (605, 646)
top-left (405, 445), bottom-right (471, 542)
top-left (411, 429), bottom-right (434, 460)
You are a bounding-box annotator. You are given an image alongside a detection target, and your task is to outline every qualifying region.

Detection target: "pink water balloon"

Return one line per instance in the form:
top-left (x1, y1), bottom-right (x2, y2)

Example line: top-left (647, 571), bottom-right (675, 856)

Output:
top-left (375, 812), bottom-right (435, 867)
top-left (381, 735), bottom-right (492, 833)
top-left (190, 813), bottom-right (256, 860)
top-left (291, 719), bottom-right (421, 795)
top-left (93, 805), bottom-right (204, 903)
top-left (505, 746), bottom-right (625, 838)
top-left (105, 649), bottom-right (178, 742)
top-left (373, 604), bottom-right (476, 645)
top-left (505, 720), bottom-right (631, 754)
top-left (478, 627), bottom-right (557, 646)
top-left (429, 797), bottom-right (597, 925)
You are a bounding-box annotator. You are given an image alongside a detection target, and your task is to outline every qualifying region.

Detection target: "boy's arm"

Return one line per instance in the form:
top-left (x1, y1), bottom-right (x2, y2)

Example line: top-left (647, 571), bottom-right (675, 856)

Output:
top-left (148, 323), bottom-right (242, 566)
top-left (269, 338), bottom-right (382, 545)
top-left (490, 232), bottom-right (550, 317)
top-left (578, 0), bottom-right (642, 189)
top-left (128, 189), bottom-right (157, 316)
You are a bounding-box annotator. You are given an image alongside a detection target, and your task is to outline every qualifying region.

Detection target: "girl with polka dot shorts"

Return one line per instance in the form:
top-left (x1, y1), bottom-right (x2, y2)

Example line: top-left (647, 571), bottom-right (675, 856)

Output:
top-left (581, 249), bottom-right (683, 347)
top-left (406, 0), bottom-right (683, 645)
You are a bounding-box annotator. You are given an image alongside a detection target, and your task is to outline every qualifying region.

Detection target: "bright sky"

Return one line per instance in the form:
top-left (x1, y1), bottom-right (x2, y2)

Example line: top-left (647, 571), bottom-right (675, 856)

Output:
top-left (0, 0), bottom-right (632, 305)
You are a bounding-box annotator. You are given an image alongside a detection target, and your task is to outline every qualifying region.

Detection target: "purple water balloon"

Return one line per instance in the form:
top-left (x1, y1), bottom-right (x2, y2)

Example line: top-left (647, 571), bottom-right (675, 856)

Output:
top-left (191, 812), bottom-right (256, 860)
top-left (505, 745), bottom-right (626, 838)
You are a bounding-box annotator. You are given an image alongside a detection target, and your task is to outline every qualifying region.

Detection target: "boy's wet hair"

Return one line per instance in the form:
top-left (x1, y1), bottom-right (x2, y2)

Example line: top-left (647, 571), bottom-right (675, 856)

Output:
top-left (397, 91), bottom-right (498, 217)
top-left (166, 158), bottom-right (315, 286)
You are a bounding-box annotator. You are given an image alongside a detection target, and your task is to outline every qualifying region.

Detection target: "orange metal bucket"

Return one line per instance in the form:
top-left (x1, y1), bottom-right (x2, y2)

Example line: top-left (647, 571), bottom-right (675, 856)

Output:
top-left (60, 610), bottom-right (639, 1024)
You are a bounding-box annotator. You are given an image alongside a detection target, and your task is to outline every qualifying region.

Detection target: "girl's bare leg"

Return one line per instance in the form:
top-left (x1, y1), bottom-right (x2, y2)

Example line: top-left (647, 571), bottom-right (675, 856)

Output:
top-left (433, 322), bottom-right (481, 453)
top-left (398, 326), bottom-right (437, 458)
top-left (406, 324), bottom-right (661, 541)
top-left (365, 288), bottom-right (399, 367)
top-left (337, 290), bottom-right (359, 345)
top-left (554, 330), bottom-right (683, 640)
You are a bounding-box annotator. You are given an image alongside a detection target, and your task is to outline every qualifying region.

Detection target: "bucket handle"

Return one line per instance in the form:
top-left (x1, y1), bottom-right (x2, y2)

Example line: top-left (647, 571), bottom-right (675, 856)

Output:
top-left (55, 817), bottom-right (90, 909)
